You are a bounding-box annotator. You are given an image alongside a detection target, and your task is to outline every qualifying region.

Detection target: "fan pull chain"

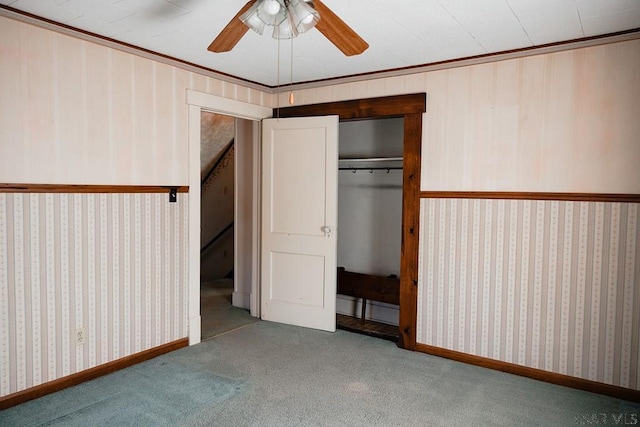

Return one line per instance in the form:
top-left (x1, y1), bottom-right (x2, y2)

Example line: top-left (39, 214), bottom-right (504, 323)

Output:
top-left (289, 35), bottom-right (294, 105)
top-left (276, 33), bottom-right (280, 118)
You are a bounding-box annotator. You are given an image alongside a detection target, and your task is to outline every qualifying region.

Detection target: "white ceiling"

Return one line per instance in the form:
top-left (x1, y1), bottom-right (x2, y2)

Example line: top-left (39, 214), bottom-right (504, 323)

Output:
top-left (1, 0), bottom-right (639, 88)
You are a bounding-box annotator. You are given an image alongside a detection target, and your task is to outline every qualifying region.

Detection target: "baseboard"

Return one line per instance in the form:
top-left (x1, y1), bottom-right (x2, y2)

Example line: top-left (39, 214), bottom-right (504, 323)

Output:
top-left (336, 295), bottom-right (399, 326)
top-left (232, 291), bottom-right (251, 310)
top-left (0, 338), bottom-right (189, 410)
top-left (415, 343), bottom-right (640, 403)
top-left (189, 315), bottom-right (202, 345)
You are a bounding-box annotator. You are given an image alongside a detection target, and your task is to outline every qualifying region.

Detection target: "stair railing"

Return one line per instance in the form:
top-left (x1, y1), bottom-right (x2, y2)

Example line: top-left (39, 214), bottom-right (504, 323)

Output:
top-left (200, 222), bottom-right (234, 255)
top-left (201, 140), bottom-right (234, 190)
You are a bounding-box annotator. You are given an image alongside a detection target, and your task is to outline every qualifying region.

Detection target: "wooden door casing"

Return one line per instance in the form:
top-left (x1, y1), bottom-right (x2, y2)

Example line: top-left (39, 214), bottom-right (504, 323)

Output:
top-left (277, 93), bottom-right (426, 350)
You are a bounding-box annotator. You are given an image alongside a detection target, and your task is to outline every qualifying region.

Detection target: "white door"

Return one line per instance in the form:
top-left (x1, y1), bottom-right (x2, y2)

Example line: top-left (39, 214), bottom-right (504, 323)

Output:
top-left (261, 115), bottom-right (339, 332)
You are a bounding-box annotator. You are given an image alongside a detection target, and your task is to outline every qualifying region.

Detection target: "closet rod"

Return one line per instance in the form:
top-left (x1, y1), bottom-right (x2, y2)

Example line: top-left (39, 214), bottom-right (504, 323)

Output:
top-left (338, 157), bottom-right (403, 162)
top-left (339, 167), bottom-right (403, 171)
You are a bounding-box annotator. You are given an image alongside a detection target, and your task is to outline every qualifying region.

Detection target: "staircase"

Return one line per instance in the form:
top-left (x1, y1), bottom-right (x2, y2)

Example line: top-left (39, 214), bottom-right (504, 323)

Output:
top-left (200, 139), bottom-right (235, 282)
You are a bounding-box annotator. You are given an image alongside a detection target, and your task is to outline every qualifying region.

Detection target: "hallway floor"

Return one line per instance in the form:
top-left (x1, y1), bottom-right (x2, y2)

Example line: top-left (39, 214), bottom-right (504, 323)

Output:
top-left (200, 279), bottom-right (258, 341)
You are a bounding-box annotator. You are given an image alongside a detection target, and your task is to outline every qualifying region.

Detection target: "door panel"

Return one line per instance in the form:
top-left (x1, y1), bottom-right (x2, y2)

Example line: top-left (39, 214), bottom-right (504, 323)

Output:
top-left (270, 251), bottom-right (325, 307)
top-left (270, 128), bottom-right (328, 236)
top-left (261, 116), bottom-right (338, 332)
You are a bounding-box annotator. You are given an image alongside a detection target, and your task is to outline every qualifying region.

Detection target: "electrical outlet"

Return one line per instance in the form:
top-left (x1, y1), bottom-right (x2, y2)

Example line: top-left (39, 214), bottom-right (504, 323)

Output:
top-left (76, 328), bottom-right (86, 346)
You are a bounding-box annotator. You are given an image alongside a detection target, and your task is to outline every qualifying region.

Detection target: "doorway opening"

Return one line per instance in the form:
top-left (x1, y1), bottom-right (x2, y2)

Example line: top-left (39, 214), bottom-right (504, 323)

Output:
top-left (199, 112), bottom-right (256, 340)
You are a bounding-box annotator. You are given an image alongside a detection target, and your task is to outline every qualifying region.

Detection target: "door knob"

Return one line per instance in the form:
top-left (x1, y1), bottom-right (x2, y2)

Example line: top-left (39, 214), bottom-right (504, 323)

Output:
top-left (321, 226), bottom-right (332, 236)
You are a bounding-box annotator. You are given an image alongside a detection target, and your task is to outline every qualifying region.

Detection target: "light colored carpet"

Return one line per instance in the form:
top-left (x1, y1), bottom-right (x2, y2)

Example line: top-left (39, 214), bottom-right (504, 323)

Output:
top-left (179, 322), bottom-right (640, 426)
top-left (201, 279), bottom-right (258, 341)
top-left (2, 321), bottom-right (638, 426)
top-left (0, 357), bottom-right (244, 426)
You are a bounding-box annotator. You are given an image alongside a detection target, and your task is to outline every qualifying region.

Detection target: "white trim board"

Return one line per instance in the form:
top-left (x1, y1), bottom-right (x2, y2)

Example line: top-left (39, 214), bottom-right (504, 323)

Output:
top-left (336, 295), bottom-right (399, 326)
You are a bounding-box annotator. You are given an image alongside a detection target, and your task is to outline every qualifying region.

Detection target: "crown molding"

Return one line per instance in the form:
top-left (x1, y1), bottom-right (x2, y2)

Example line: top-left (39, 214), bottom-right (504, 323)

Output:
top-left (0, 5), bottom-right (270, 92)
top-left (2, 5), bottom-right (638, 94)
top-left (287, 28), bottom-right (640, 92)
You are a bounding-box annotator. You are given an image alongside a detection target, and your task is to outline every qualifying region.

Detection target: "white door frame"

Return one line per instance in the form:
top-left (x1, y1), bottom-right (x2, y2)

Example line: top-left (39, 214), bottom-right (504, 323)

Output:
top-left (186, 89), bottom-right (271, 345)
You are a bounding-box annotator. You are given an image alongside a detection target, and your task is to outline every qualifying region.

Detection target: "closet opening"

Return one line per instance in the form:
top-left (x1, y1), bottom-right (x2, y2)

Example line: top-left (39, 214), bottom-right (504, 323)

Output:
top-left (336, 118), bottom-right (404, 342)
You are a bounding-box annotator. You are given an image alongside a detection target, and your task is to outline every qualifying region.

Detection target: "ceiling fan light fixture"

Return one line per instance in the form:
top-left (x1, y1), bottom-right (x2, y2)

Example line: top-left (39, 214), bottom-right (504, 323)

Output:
top-left (288, 0), bottom-right (320, 33)
top-left (257, 0), bottom-right (287, 26)
top-left (272, 13), bottom-right (299, 39)
top-left (240, 0), bottom-right (319, 39)
top-left (261, 0), bottom-right (282, 15)
top-left (240, 4), bottom-right (267, 35)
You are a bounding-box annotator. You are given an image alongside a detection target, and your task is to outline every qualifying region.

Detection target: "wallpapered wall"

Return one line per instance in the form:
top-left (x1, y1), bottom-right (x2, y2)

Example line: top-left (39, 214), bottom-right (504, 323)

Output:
top-left (287, 37), bottom-right (640, 389)
top-left (286, 39), bottom-right (640, 194)
top-left (0, 14), bottom-right (269, 397)
top-left (417, 198), bottom-right (640, 390)
top-left (0, 193), bottom-right (189, 397)
top-left (0, 15), bottom-right (269, 186)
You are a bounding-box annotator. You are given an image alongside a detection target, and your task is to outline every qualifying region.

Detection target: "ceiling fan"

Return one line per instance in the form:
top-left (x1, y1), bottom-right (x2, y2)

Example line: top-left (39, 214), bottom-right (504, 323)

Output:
top-left (208, 0), bottom-right (369, 56)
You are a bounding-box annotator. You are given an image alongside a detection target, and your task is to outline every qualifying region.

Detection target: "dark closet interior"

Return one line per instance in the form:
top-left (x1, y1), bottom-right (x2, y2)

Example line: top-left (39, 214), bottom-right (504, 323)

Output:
top-left (336, 117), bottom-right (404, 341)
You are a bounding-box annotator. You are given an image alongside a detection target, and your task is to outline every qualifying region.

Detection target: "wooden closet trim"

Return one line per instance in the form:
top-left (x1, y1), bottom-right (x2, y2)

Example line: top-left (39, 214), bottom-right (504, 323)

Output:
top-left (279, 93), bottom-right (426, 350)
top-left (277, 93), bottom-right (426, 120)
top-left (0, 184), bottom-right (189, 193)
top-left (420, 191), bottom-right (640, 203)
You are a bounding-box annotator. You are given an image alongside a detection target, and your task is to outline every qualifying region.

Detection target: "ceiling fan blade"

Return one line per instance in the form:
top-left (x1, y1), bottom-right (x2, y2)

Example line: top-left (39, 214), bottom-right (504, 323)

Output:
top-left (208, 1), bottom-right (256, 53)
top-left (313, 0), bottom-right (369, 56)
